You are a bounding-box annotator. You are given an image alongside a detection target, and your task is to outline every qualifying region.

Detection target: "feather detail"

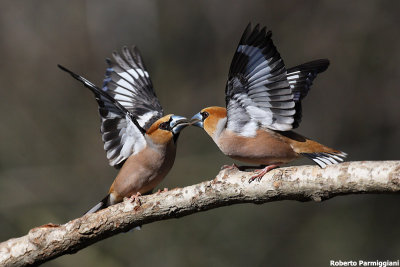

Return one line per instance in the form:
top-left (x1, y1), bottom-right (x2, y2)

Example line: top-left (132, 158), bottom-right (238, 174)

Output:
top-left (301, 152), bottom-right (347, 168)
top-left (225, 23), bottom-right (295, 133)
top-left (58, 48), bottom-right (159, 168)
top-left (286, 59), bottom-right (330, 128)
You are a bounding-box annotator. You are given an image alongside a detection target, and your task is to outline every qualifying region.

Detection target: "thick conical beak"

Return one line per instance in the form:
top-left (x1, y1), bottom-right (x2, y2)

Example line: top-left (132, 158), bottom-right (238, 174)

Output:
top-left (170, 115), bottom-right (190, 135)
top-left (190, 113), bottom-right (203, 128)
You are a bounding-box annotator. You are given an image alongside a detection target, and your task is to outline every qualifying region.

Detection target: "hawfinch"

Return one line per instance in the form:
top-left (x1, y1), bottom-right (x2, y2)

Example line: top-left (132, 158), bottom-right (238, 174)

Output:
top-left (59, 46), bottom-right (189, 213)
top-left (191, 24), bottom-right (346, 182)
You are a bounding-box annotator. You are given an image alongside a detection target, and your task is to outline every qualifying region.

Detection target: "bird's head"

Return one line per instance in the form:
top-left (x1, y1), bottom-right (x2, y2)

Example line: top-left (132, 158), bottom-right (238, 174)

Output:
top-left (146, 115), bottom-right (189, 144)
top-left (191, 106), bottom-right (227, 138)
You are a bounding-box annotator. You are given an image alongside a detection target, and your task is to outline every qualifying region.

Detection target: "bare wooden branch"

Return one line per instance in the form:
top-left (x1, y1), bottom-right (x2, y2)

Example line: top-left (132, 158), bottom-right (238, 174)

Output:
top-left (0, 161), bottom-right (399, 266)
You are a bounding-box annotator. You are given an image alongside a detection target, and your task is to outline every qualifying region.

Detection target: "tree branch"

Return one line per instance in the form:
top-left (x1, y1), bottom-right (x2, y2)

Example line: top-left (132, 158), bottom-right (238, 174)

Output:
top-left (0, 161), bottom-right (399, 266)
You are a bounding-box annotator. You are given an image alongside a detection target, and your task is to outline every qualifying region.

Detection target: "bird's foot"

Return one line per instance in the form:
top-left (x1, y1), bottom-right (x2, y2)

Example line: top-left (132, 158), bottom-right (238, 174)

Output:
top-left (156, 188), bottom-right (169, 194)
top-left (248, 165), bottom-right (279, 183)
top-left (221, 163), bottom-right (239, 170)
top-left (129, 192), bottom-right (142, 203)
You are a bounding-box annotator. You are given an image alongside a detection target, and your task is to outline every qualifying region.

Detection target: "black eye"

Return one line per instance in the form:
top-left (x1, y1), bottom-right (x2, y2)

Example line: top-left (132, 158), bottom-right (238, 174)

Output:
top-left (201, 111), bottom-right (209, 120)
top-left (159, 122), bottom-right (170, 130)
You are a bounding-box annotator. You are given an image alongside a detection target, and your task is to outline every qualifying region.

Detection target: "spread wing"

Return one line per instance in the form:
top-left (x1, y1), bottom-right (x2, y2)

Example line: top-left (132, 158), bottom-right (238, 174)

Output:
top-left (98, 46), bottom-right (164, 167)
top-left (286, 59), bottom-right (329, 128)
top-left (58, 64), bottom-right (147, 168)
top-left (59, 46), bottom-right (163, 168)
top-left (225, 23), bottom-right (295, 135)
top-left (225, 24), bottom-right (330, 135)
top-left (103, 46), bottom-right (164, 130)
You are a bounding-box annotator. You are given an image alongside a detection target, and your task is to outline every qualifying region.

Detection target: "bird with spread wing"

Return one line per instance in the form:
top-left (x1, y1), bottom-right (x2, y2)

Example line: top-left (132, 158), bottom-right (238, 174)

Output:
top-left (59, 46), bottom-right (189, 213)
top-left (191, 24), bottom-right (346, 182)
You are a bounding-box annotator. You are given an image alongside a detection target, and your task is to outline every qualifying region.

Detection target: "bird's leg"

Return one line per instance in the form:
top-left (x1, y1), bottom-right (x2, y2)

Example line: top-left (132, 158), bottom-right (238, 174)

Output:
top-left (248, 164), bottom-right (279, 183)
top-left (221, 163), bottom-right (240, 170)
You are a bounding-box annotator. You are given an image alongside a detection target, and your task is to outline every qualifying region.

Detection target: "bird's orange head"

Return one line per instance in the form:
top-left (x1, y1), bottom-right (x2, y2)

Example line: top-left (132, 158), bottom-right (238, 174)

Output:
top-left (191, 106), bottom-right (227, 138)
top-left (146, 115), bottom-right (189, 144)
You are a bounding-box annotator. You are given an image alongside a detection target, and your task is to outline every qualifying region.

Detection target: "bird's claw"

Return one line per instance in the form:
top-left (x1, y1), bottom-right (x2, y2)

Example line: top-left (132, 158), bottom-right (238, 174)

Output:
top-left (248, 165), bottom-right (279, 183)
top-left (129, 192), bottom-right (142, 203)
top-left (248, 170), bottom-right (264, 183)
top-left (156, 188), bottom-right (169, 194)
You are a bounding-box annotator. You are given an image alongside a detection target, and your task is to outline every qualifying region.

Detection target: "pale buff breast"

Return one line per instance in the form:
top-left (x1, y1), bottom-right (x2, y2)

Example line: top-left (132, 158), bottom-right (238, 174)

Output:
top-left (109, 141), bottom-right (176, 201)
top-left (215, 129), bottom-right (299, 165)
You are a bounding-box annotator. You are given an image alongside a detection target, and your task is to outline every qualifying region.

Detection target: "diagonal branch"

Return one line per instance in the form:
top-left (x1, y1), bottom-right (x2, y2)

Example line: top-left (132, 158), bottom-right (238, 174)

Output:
top-left (0, 161), bottom-right (399, 266)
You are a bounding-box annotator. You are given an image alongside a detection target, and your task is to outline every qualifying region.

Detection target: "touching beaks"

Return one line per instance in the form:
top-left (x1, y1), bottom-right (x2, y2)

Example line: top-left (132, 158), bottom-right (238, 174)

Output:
top-left (170, 115), bottom-right (190, 135)
top-left (190, 113), bottom-right (203, 128)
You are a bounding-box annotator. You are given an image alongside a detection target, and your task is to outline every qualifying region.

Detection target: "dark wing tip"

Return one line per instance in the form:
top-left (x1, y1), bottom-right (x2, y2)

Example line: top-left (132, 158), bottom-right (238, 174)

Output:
top-left (236, 23), bottom-right (275, 50)
top-left (111, 50), bottom-right (120, 60)
top-left (58, 64), bottom-right (73, 76)
top-left (306, 59), bottom-right (330, 73)
top-left (57, 64), bottom-right (93, 87)
top-left (131, 45), bottom-right (140, 56)
top-left (240, 23), bottom-right (253, 43)
top-left (291, 59), bottom-right (330, 74)
top-left (287, 58), bottom-right (330, 129)
top-left (58, 63), bottom-right (146, 135)
top-left (131, 46), bottom-right (146, 68)
top-left (316, 59), bottom-right (330, 73)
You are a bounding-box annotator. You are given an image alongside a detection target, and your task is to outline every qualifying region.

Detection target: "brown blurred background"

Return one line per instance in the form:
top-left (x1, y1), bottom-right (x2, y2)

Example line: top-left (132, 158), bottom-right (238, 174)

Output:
top-left (0, 0), bottom-right (399, 266)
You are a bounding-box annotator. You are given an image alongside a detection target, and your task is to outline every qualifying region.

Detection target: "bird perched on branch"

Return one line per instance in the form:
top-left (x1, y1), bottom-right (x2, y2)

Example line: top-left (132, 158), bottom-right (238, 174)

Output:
top-left (59, 46), bottom-right (189, 213)
top-left (191, 23), bottom-right (346, 182)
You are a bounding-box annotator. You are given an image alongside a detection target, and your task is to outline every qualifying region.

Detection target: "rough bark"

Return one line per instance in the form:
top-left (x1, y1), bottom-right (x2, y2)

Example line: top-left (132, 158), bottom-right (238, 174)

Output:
top-left (0, 161), bottom-right (399, 266)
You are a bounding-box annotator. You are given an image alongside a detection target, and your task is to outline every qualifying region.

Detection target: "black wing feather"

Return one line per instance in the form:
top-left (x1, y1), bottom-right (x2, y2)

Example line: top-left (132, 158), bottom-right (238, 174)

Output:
top-left (58, 47), bottom-right (160, 168)
top-left (286, 59), bottom-right (329, 128)
top-left (225, 23), bottom-right (295, 133)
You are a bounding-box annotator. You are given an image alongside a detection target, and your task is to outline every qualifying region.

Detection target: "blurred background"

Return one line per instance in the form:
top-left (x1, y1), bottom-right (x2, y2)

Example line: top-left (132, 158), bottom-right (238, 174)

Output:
top-left (0, 0), bottom-right (399, 266)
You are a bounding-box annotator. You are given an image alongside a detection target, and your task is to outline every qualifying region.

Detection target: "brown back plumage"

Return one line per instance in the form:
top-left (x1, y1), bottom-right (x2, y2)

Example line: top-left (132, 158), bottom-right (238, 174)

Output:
top-left (279, 131), bottom-right (347, 167)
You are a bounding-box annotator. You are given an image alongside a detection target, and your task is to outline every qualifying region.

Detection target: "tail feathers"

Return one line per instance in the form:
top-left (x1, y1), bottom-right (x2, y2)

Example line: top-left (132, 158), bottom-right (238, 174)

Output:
top-left (85, 194), bottom-right (111, 215)
top-left (301, 151), bottom-right (347, 168)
